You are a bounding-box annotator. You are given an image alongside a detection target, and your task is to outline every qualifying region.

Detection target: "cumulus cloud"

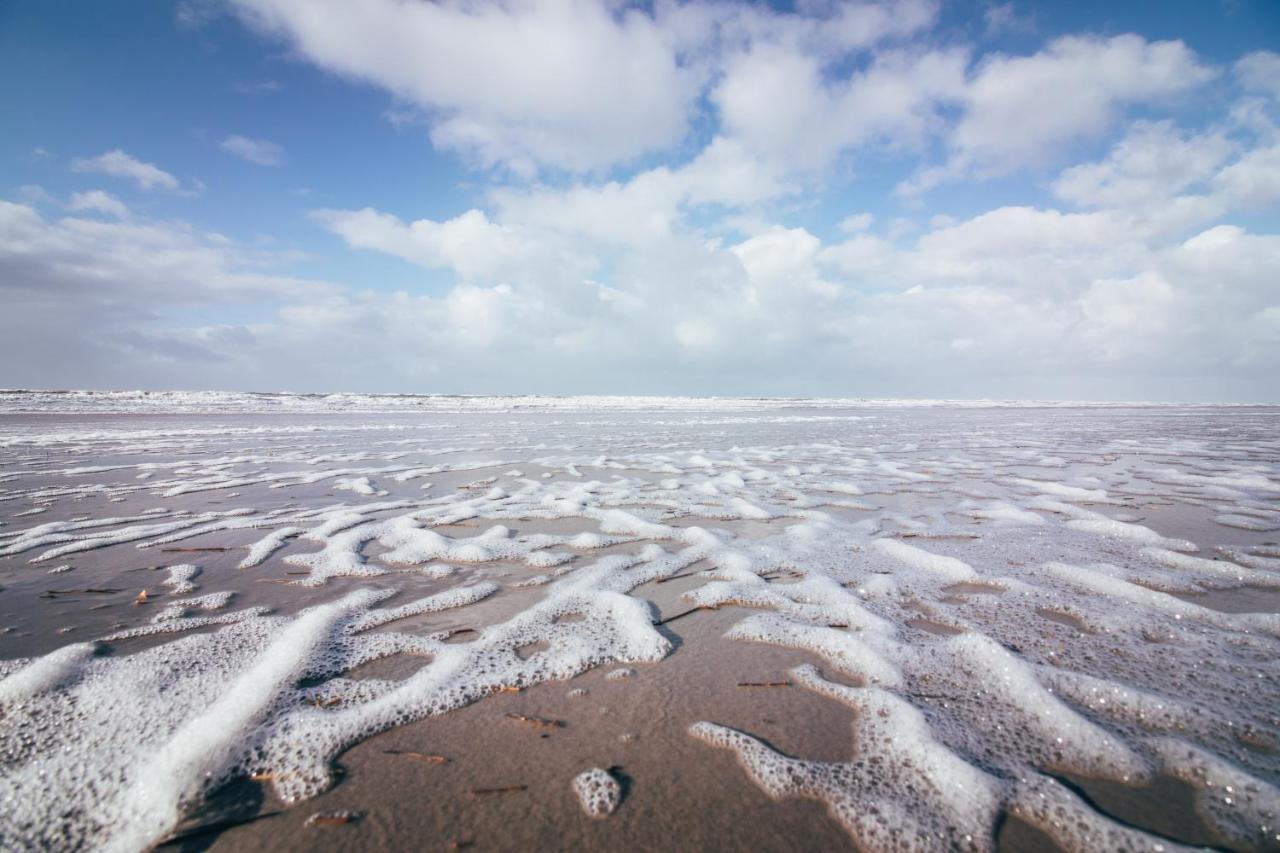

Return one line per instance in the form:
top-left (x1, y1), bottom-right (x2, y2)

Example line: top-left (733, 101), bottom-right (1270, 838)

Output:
top-left (248, 174), bottom-right (1280, 397)
top-left (901, 34), bottom-right (1216, 192)
top-left (715, 44), bottom-right (967, 172)
top-left (5, 179), bottom-right (1279, 398)
top-left (229, 0), bottom-right (700, 173)
top-left (70, 149), bottom-right (181, 191)
top-left (1235, 50), bottom-right (1280, 100)
top-left (67, 190), bottom-right (129, 218)
top-left (1212, 143), bottom-right (1280, 210)
top-left (313, 206), bottom-right (593, 284)
top-left (223, 1), bottom-right (1222, 196)
top-left (220, 134), bottom-right (285, 166)
top-left (485, 135), bottom-right (789, 249)
top-left (1052, 106), bottom-right (1280, 216)
top-left (6, 5), bottom-right (1278, 400)
top-left (1052, 121), bottom-right (1234, 210)
top-left (0, 200), bottom-right (331, 303)
top-left (229, 0), bottom-right (941, 175)
top-left (960, 35), bottom-right (1213, 163)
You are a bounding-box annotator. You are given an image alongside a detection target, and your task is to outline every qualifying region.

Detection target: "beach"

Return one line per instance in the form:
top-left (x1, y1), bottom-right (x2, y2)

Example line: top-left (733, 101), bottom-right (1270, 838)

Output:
top-left (1, 395), bottom-right (1278, 851)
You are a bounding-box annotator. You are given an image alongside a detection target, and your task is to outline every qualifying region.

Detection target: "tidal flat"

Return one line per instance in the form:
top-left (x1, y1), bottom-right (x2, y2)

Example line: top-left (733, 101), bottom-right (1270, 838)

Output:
top-left (1, 395), bottom-right (1278, 851)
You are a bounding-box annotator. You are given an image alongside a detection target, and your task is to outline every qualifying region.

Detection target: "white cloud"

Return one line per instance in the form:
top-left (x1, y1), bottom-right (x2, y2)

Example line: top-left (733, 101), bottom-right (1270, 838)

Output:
top-left (229, 0), bottom-right (943, 175)
top-left (982, 2), bottom-right (1033, 37)
top-left (220, 134), bottom-right (285, 166)
top-left (491, 171), bottom-right (684, 247)
top-left (235, 79), bottom-right (283, 95)
top-left (839, 213), bottom-right (875, 233)
top-left (0, 200), bottom-right (330, 303)
top-left (8, 9), bottom-right (1279, 400)
top-left (16, 185), bottom-right (57, 206)
top-left (1077, 271), bottom-right (1181, 358)
top-left (731, 226), bottom-right (837, 300)
top-left (230, 0), bottom-right (699, 174)
top-left (1052, 120), bottom-right (1234, 209)
top-left (6, 180), bottom-right (1279, 398)
top-left (68, 190), bottom-right (129, 218)
top-left (715, 44), bottom-right (967, 172)
top-left (70, 149), bottom-right (181, 191)
top-left (901, 34), bottom-right (1216, 192)
top-left (313, 206), bottom-right (597, 286)
top-left (1212, 143), bottom-right (1280, 210)
top-left (1052, 111), bottom-right (1280, 215)
top-left (487, 135), bottom-right (790, 248)
top-left (1235, 50), bottom-right (1280, 100)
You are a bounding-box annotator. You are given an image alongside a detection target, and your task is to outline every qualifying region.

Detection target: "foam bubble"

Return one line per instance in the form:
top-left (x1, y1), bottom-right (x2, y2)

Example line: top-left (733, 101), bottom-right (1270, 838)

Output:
top-left (572, 767), bottom-right (622, 818)
top-left (872, 538), bottom-right (976, 582)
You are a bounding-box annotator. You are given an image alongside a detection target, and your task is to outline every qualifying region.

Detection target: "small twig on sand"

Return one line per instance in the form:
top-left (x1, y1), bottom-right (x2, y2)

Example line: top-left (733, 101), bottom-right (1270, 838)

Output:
top-left (42, 588), bottom-right (123, 598)
top-left (653, 606), bottom-right (711, 626)
top-left (306, 811), bottom-right (361, 827)
top-left (470, 785), bottom-right (527, 796)
top-left (737, 681), bottom-right (791, 688)
top-left (504, 713), bottom-right (563, 729)
top-left (383, 750), bottom-right (449, 764)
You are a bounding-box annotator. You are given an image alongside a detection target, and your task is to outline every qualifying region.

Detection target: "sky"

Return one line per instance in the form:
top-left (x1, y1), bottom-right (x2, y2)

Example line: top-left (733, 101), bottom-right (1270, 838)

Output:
top-left (1, 0), bottom-right (1278, 401)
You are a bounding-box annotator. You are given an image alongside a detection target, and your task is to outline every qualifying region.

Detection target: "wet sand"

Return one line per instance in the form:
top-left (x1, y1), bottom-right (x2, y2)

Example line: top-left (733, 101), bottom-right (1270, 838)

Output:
top-left (2, 405), bottom-right (1279, 851)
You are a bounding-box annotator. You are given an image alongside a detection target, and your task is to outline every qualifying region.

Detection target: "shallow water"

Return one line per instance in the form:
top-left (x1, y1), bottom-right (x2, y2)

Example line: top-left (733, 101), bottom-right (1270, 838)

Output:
top-left (1, 402), bottom-right (1278, 851)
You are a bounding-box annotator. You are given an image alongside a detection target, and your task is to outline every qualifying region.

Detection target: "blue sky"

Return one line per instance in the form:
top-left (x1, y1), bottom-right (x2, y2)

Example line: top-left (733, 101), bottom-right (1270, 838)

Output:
top-left (2, 0), bottom-right (1278, 399)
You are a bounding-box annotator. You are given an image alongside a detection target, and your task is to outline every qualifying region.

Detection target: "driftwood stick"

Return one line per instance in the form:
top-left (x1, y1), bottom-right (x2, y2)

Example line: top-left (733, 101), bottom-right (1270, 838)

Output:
top-left (504, 713), bottom-right (563, 729)
top-left (383, 750), bottom-right (449, 764)
top-left (470, 785), bottom-right (527, 796)
top-left (653, 606), bottom-right (711, 626)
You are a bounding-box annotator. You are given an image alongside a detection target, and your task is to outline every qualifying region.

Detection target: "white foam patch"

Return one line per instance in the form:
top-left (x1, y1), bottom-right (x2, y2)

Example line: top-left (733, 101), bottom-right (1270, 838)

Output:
top-left (1214, 513), bottom-right (1280, 532)
top-left (162, 564), bottom-right (201, 595)
top-left (239, 526), bottom-right (302, 569)
top-left (726, 613), bottom-right (901, 687)
top-left (923, 633), bottom-right (1149, 781)
top-left (872, 538), bottom-right (976, 582)
top-left (0, 643), bottom-right (97, 706)
top-left (572, 767), bottom-right (622, 818)
top-left (1006, 774), bottom-right (1200, 852)
top-left (1043, 669), bottom-right (1195, 734)
top-left (1148, 737), bottom-right (1280, 848)
top-left (1142, 547), bottom-right (1280, 589)
top-left (1040, 561), bottom-right (1280, 637)
top-left (0, 583), bottom-right (502, 849)
top-left (334, 476), bottom-right (385, 497)
top-left (154, 592), bottom-right (235, 623)
top-left (1008, 477), bottom-right (1116, 503)
top-left (962, 501), bottom-right (1045, 525)
top-left (691, 665), bottom-right (1002, 851)
top-left (1066, 518), bottom-right (1197, 552)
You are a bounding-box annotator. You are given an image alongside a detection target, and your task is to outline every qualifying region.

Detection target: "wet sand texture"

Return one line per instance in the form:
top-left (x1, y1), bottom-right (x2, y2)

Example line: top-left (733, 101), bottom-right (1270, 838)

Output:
top-left (0, 402), bottom-right (1278, 851)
